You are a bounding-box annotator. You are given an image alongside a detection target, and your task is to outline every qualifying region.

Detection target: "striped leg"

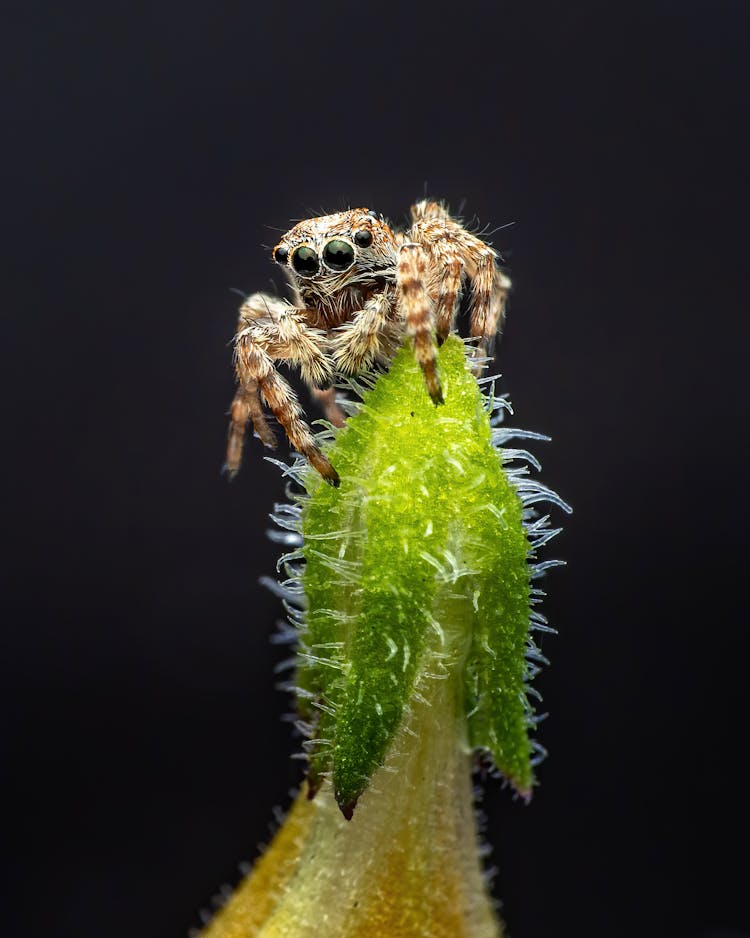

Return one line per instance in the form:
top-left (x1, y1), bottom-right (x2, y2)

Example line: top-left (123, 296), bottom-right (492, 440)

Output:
top-left (330, 290), bottom-right (396, 375)
top-left (469, 258), bottom-right (509, 369)
top-left (431, 246), bottom-right (464, 342)
top-left (227, 377), bottom-right (276, 473)
top-left (397, 242), bottom-right (443, 404)
top-left (408, 209), bottom-right (509, 370)
top-left (232, 331), bottom-right (338, 485)
top-left (226, 296), bottom-right (337, 484)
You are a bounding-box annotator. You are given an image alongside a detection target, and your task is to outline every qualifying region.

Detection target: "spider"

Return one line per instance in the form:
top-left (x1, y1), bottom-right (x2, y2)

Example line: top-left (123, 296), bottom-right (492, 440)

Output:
top-left (225, 200), bottom-right (511, 486)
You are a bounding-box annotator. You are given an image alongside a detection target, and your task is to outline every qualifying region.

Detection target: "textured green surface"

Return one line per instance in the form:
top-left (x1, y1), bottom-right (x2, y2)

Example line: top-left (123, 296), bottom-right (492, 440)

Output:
top-left (299, 337), bottom-right (533, 814)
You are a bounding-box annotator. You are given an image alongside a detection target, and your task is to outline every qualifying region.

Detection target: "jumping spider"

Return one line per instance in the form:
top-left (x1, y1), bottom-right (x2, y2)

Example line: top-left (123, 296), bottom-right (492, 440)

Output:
top-left (226, 200), bottom-right (510, 486)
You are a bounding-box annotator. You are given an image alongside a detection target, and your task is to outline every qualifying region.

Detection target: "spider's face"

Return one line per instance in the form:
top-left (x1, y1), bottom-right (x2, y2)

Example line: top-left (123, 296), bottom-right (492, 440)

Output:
top-left (272, 209), bottom-right (397, 287)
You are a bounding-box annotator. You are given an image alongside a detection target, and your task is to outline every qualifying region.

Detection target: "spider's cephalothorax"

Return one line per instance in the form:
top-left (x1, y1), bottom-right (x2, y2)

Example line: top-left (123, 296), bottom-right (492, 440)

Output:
top-left (226, 201), bottom-right (511, 486)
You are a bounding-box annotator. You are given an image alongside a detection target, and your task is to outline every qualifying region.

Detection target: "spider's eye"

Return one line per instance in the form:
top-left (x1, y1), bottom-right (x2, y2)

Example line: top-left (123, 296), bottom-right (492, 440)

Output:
top-left (322, 239), bottom-right (355, 271)
top-left (291, 245), bottom-right (319, 276)
top-left (354, 229), bottom-right (373, 248)
top-left (273, 245), bottom-right (289, 265)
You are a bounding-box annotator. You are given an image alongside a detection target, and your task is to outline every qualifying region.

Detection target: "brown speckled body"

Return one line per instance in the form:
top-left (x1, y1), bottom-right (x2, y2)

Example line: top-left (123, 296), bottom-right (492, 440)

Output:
top-left (226, 201), bottom-right (510, 485)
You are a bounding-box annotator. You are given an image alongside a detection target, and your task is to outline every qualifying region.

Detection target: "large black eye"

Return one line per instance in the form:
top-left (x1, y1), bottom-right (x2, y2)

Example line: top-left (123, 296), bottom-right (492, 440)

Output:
top-left (354, 229), bottom-right (373, 247)
top-left (291, 245), bottom-right (319, 276)
top-left (322, 239), bottom-right (355, 271)
top-left (273, 245), bottom-right (289, 265)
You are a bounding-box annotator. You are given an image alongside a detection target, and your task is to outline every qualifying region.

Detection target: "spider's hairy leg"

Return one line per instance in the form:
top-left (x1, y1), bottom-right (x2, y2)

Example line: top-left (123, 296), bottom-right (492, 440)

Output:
top-left (273, 312), bottom-right (333, 387)
top-left (406, 211), bottom-right (468, 347)
top-left (330, 290), bottom-right (396, 375)
top-left (407, 212), bottom-right (509, 371)
top-left (226, 293), bottom-right (287, 475)
top-left (482, 268), bottom-right (511, 360)
top-left (409, 199), bottom-right (451, 223)
top-left (234, 330), bottom-right (339, 485)
top-left (431, 243), bottom-right (464, 343)
top-left (397, 243), bottom-right (443, 404)
top-left (226, 295), bottom-right (337, 483)
top-left (227, 378), bottom-right (275, 477)
top-left (227, 297), bottom-right (333, 463)
top-left (470, 265), bottom-right (511, 372)
top-left (465, 243), bottom-right (497, 368)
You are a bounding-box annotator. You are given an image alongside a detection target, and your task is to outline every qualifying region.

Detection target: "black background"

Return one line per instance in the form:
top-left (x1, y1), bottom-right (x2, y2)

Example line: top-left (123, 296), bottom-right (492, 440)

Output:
top-left (4, 2), bottom-right (749, 937)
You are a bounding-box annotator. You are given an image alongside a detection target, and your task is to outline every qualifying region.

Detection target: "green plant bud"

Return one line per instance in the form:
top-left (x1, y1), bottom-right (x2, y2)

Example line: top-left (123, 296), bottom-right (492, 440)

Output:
top-left (273, 336), bottom-right (569, 818)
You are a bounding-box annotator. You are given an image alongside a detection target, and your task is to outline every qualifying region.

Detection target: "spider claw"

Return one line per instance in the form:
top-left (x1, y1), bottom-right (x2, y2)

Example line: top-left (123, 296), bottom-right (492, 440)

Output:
top-left (426, 380), bottom-right (444, 406)
top-left (322, 461), bottom-right (341, 487)
top-left (310, 451), bottom-right (340, 487)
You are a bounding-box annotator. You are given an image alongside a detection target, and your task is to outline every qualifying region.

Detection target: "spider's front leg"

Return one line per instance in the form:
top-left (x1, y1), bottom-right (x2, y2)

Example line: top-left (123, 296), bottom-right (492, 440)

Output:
top-left (226, 295), bottom-right (339, 485)
top-left (397, 243), bottom-right (443, 404)
top-left (330, 290), bottom-right (397, 376)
